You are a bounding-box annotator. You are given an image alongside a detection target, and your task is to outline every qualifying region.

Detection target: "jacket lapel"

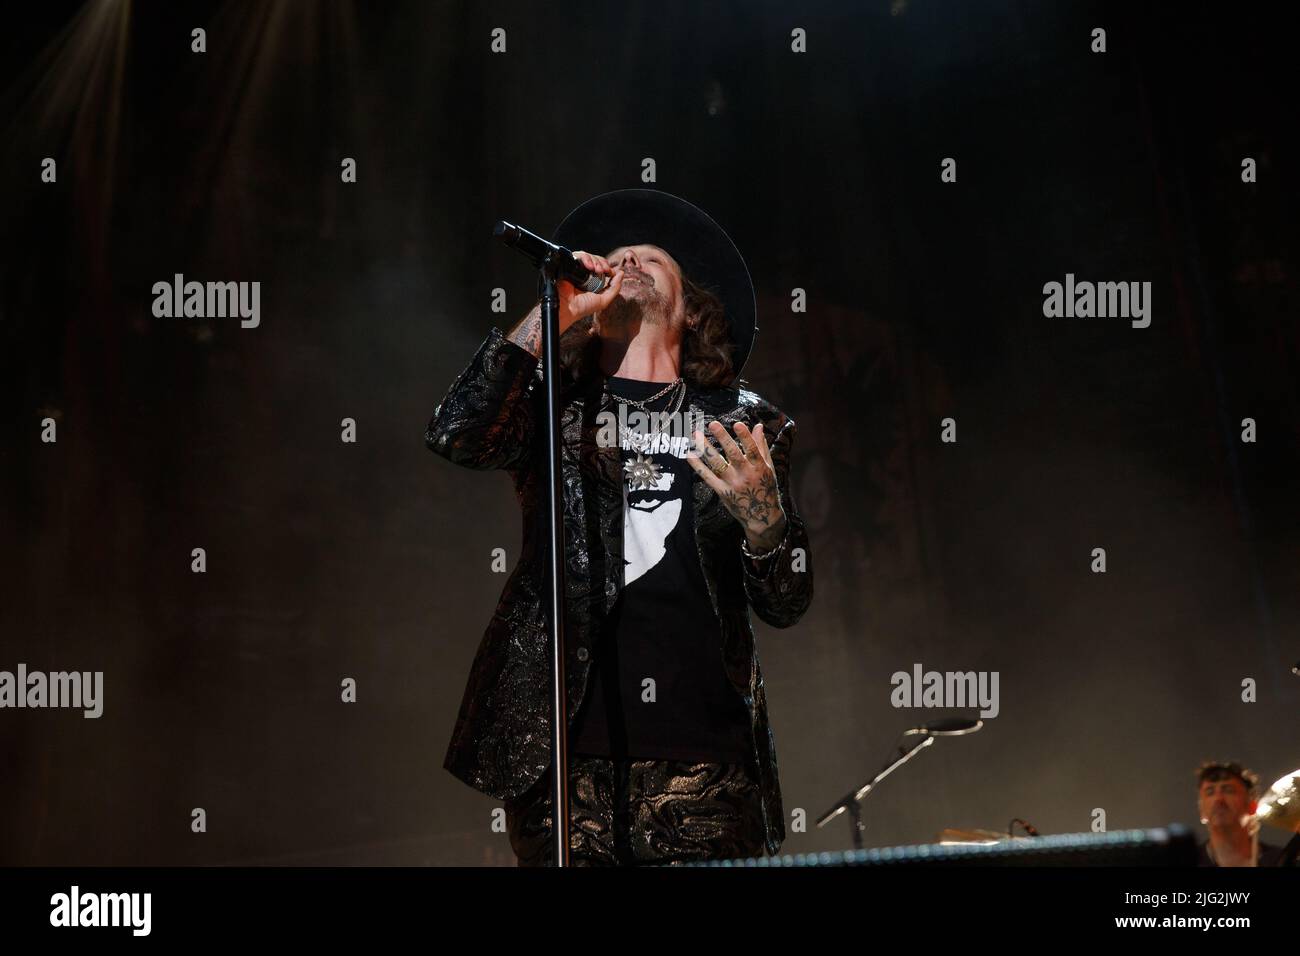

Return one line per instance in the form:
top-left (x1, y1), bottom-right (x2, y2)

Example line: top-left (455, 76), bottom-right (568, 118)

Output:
top-left (566, 384), bottom-right (625, 615)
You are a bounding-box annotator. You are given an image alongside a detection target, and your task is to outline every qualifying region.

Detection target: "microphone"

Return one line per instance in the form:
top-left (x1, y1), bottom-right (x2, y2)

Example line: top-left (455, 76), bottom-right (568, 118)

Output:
top-left (904, 717), bottom-right (984, 736)
top-left (493, 220), bottom-right (611, 293)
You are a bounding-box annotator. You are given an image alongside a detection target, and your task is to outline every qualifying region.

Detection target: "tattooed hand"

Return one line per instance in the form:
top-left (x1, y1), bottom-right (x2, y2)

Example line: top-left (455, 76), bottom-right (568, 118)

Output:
top-left (686, 420), bottom-right (788, 551)
top-left (506, 250), bottom-right (625, 359)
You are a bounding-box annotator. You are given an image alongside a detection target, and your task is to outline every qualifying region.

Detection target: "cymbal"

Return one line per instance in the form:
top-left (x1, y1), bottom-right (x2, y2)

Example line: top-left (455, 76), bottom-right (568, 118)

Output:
top-left (1255, 769), bottom-right (1300, 834)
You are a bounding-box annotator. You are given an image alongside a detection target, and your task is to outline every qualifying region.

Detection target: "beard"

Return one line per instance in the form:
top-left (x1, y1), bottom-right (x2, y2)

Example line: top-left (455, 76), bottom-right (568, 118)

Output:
top-left (599, 276), bottom-right (672, 330)
top-left (560, 278), bottom-right (685, 388)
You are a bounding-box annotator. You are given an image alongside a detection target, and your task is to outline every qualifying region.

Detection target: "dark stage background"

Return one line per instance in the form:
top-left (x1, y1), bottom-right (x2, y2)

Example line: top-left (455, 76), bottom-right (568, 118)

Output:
top-left (1, 1), bottom-right (1295, 865)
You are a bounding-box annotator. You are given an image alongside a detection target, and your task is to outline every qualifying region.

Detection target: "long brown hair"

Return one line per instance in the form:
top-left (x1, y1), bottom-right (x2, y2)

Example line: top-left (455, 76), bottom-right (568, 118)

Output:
top-left (558, 272), bottom-right (736, 391)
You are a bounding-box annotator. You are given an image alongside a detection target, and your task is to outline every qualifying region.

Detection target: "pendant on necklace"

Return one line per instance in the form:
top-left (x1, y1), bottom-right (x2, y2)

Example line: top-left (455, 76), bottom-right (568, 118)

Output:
top-left (623, 452), bottom-right (662, 491)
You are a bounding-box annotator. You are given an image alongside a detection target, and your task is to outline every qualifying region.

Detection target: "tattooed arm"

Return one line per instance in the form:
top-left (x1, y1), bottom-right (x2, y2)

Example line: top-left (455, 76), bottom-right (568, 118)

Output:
top-left (505, 302), bottom-right (545, 359)
top-left (736, 415), bottom-right (813, 628)
top-left (425, 246), bottom-right (625, 470)
top-left (508, 248), bottom-right (625, 360)
top-left (687, 413), bottom-right (814, 628)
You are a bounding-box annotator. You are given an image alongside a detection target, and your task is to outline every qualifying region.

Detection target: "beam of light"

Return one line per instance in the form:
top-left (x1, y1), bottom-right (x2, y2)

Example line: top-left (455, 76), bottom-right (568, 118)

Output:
top-left (185, 1), bottom-right (364, 250)
top-left (1, 0), bottom-right (132, 275)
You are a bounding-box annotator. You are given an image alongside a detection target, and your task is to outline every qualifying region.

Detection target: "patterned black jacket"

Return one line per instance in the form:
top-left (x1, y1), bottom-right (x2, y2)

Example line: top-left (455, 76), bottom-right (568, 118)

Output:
top-left (424, 326), bottom-right (814, 856)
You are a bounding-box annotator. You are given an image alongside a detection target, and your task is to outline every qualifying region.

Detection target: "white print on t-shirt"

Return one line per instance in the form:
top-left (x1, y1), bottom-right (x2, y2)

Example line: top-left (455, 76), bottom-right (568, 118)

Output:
top-left (622, 428), bottom-right (691, 586)
top-left (625, 430), bottom-right (695, 457)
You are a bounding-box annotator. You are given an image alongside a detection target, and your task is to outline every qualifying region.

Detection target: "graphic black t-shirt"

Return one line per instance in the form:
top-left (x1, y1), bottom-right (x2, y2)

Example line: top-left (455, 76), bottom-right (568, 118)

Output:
top-left (568, 375), bottom-right (753, 764)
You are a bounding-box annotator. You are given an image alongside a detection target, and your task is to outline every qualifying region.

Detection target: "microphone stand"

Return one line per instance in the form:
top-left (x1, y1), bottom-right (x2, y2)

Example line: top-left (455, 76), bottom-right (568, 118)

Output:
top-left (814, 735), bottom-right (935, 850)
top-left (495, 220), bottom-right (608, 867)
top-left (538, 248), bottom-right (572, 867)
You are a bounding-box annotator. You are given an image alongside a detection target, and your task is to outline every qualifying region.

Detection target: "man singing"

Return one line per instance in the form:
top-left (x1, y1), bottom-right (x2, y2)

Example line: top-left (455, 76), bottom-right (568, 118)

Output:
top-left (424, 189), bottom-right (813, 865)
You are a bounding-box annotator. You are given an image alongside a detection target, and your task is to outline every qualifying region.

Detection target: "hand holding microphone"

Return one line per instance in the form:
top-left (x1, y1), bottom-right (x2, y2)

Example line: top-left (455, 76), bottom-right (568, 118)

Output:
top-left (556, 250), bottom-right (625, 333)
top-left (493, 220), bottom-right (626, 335)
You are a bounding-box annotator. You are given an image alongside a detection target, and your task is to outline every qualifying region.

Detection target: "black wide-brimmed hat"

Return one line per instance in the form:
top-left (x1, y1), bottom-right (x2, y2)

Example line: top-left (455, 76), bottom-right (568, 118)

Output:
top-left (552, 188), bottom-right (758, 382)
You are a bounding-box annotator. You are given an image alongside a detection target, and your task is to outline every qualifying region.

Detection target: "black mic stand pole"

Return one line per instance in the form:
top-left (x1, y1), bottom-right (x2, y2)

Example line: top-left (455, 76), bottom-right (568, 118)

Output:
top-left (814, 735), bottom-right (935, 850)
top-left (538, 248), bottom-right (573, 867)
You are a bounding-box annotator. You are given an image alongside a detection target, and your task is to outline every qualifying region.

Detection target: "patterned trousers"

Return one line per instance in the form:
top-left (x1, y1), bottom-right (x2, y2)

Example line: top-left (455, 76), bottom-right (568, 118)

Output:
top-left (503, 754), bottom-right (768, 866)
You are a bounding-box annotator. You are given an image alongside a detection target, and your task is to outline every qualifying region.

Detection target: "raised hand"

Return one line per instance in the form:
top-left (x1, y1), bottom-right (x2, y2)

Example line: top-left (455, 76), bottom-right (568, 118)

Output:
top-left (685, 419), bottom-right (788, 552)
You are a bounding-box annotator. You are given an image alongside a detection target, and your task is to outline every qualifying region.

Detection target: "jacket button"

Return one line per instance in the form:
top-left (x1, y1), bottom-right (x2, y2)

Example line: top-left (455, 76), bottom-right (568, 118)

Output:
top-left (576, 646), bottom-right (589, 662)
